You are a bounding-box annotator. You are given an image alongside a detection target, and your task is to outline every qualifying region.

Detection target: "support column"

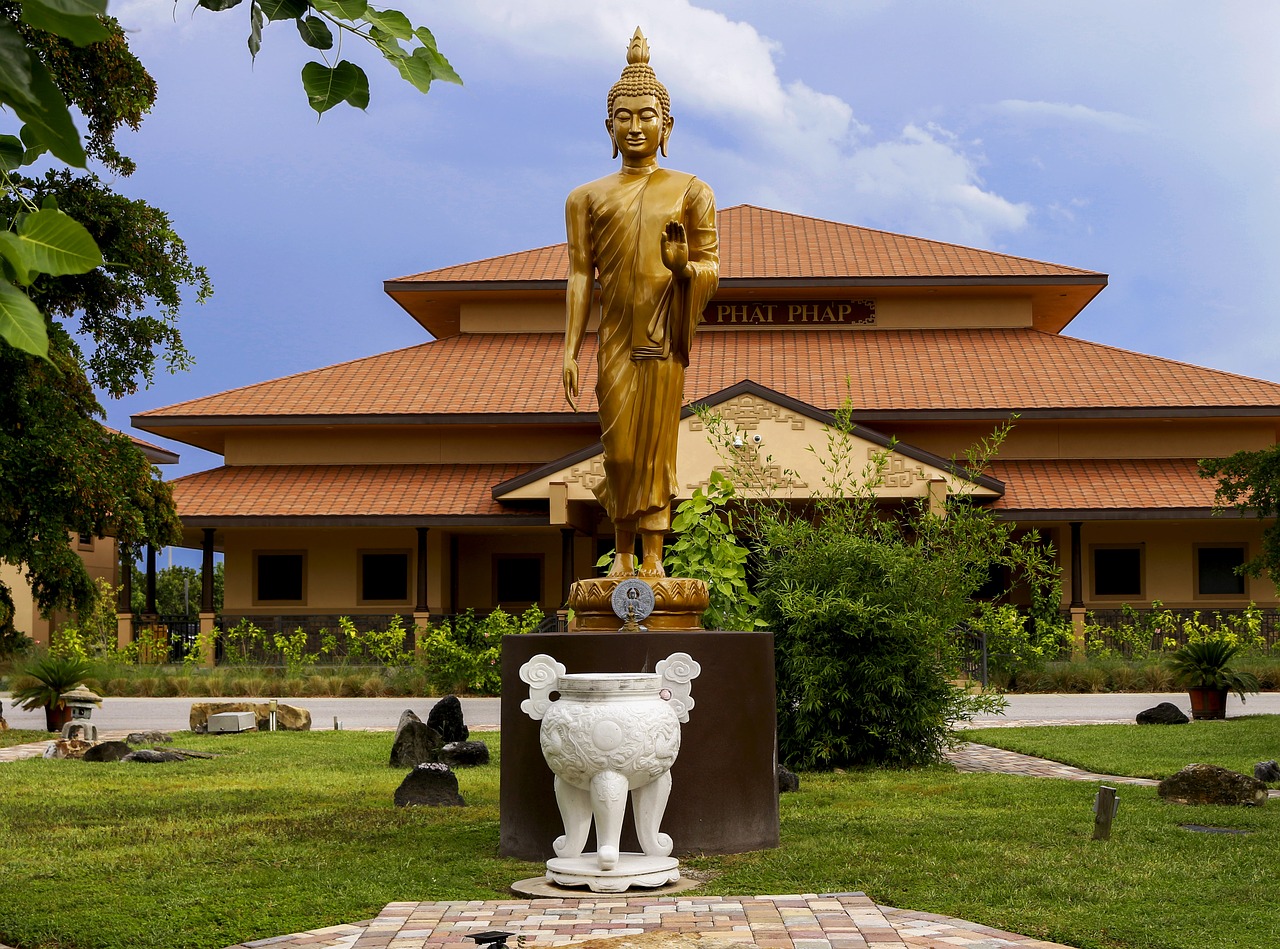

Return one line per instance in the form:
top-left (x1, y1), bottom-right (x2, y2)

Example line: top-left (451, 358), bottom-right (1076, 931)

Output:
top-left (199, 529), bottom-right (217, 668)
top-left (448, 534), bottom-right (460, 614)
top-left (144, 544), bottom-right (158, 615)
top-left (927, 478), bottom-right (948, 518)
top-left (560, 527), bottom-right (576, 630)
top-left (413, 527), bottom-right (431, 652)
top-left (1070, 521), bottom-right (1086, 658)
top-left (116, 547), bottom-right (134, 650)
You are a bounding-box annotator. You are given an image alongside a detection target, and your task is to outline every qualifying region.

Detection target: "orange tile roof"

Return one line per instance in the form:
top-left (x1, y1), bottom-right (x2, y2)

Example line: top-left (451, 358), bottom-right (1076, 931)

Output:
top-left (169, 464), bottom-right (536, 519)
top-left (393, 205), bottom-right (1100, 283)
top-left (988, 459), bottom-right (1216, 512)
top-left (137, 329), bottom-right (1280, 422)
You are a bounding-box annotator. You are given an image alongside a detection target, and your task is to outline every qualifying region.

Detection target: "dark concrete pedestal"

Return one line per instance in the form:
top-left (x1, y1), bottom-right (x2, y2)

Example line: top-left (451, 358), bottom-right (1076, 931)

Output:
top-left (499, 631), bottom-right (779, 861)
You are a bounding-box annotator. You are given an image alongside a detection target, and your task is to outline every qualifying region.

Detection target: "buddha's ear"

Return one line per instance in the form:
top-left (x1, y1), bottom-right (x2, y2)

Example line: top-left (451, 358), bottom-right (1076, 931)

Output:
top-left (660, 114), bottom-right (674, 157)
top-left (606, 119), bottom-right (618, 160)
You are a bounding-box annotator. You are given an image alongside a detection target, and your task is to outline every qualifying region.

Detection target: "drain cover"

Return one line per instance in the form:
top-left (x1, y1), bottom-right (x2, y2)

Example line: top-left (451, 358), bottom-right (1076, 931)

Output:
top-left (1179, 824), bottom-right (1254, 835)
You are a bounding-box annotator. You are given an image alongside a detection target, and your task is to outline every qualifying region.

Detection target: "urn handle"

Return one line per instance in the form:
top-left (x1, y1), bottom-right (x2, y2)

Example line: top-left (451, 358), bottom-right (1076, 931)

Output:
top-left (519, 653), bottom-right (566, 721)
top-left (656, 652), bottom-right (701, 723)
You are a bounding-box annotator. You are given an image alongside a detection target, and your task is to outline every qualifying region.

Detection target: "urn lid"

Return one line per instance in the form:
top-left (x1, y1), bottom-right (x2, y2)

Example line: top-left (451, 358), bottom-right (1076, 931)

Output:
top-left (556, 672), bottom-right (662, 693)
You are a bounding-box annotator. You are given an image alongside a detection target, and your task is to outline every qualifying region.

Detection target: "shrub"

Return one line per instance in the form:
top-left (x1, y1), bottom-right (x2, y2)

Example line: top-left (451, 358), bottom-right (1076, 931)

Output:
top-left (419, 606), bottom-right (541, 695)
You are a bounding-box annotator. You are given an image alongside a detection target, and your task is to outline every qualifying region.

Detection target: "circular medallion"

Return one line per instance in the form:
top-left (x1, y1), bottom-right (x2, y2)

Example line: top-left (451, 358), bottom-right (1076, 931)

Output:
top-left (611, 578), bottom-right (655, 622)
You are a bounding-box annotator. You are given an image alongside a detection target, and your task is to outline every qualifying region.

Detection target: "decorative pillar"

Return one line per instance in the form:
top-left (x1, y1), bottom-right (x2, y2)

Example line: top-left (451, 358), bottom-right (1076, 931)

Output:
top-left (559, 527), bottom-right (576, 630)
top-left (199, 529), bottom-right (217, 668)
top-left (448, 533), bottom-right (460, 614)
top-left (1069, 521), bottom-right (1086, 658)
top-left (927, 478), bottom-right (948, 518)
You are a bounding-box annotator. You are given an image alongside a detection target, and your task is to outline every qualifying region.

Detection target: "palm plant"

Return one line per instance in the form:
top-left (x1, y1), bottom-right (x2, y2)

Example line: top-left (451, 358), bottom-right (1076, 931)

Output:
top-left (1166, 639), bottom-right (1259, 702)
top-left (10, 654), bottom-right (95, 730)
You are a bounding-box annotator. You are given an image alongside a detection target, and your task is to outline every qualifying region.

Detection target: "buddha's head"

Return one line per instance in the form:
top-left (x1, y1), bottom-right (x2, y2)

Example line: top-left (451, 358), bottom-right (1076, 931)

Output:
top-left (606, 28), bottom-right (673, 161)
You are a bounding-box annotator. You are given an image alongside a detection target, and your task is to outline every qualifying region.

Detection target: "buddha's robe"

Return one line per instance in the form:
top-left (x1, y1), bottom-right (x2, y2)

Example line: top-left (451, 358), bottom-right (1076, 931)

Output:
top-left (566, 167), bottom-right (718, 530)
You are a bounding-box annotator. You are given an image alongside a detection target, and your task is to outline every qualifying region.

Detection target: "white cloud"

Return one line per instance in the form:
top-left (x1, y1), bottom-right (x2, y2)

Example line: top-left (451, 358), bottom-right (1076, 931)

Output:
top-left (441, 0), bottom-right (1029, 245)
top-left (995, 99), bottom-right (1146, 133)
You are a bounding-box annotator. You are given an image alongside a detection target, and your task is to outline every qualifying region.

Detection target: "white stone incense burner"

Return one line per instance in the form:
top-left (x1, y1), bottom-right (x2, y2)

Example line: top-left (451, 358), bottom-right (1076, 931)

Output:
top-left (519, 651), bottom-right (701, 892)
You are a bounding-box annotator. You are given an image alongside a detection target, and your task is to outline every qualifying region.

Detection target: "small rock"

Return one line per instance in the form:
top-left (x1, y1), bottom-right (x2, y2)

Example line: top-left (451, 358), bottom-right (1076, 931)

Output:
top-left (126, 730), bottom-right (173, 745)
top-left (122, 748), bottom-right (189, 763)
top-left (390, 712), bottom-right (443, 768)
top-left (1158, 763), bottom-right (1268, 806)
top-left (426, 695), bottom-right (469, 743)
top-left (1137, 702), bottom-right (1190, 725)
top-left (438, 740), bottom-right (490, 767)
top-left (83, 741), bottom-right (133, 762)
top-left (1255, 760), bottom-right (1280, 782)
top-left (393, 762), bottom-right (466, 807)
top-left (777, 766), bottom-right (800, 793)
top-left (42, 738), bottom-right (93, 759)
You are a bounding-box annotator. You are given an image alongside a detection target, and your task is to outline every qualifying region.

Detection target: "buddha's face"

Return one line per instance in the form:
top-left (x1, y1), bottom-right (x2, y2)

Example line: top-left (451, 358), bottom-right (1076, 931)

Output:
top-left (607, 94), bottom-right (671, 162)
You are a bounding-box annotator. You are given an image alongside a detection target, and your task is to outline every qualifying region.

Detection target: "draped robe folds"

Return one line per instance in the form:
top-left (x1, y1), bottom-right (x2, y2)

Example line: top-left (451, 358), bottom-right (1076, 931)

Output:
top-left (566, 168), bottom-right (718, 530)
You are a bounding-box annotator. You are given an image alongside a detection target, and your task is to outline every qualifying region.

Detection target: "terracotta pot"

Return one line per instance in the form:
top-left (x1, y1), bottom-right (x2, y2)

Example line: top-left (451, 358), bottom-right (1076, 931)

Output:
top-left (1188, 686), bottom-right (1229, 721)
top-left (44, 702), bottom-right (72, 733)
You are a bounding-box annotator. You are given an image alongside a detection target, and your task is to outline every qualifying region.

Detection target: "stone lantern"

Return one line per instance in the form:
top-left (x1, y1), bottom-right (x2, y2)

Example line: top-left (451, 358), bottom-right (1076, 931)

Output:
top-left (59, 685), bottom-right (102, 741)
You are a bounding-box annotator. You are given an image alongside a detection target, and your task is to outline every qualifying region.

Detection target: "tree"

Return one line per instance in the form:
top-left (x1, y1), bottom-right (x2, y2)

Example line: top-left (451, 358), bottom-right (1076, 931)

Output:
top-left (0, 1), bottom-right (454, 638)
top-left (131, 562), bottom-right (224, 617)
top-left (1200, 447), bottom-right (1280, 588)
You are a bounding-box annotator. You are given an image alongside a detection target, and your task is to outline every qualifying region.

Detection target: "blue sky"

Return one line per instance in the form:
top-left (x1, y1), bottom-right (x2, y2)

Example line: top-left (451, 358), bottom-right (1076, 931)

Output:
top-left (98, 0), bottom-right (1280, 492)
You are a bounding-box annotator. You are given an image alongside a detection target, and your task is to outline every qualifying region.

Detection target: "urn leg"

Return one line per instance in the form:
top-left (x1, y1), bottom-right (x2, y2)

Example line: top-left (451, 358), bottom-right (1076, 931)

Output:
top-left (589, 769), bottom-right (629, 870)
top-left (552, 776), bottom-right (593, 858)
top-left (631, 771), bottom-right (674, 857)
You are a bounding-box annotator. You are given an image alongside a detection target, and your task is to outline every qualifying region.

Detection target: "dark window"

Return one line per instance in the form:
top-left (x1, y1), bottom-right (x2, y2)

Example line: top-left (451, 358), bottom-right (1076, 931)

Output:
top-left (257, 553), bottom-right (304, 602)
top-left (77, 533), bottom-right (93, 547)
top-left (1093, 547), bottom-right (1142, 597)
top-left (1198, 546), bottom-right (1246, 596)
top-left (362, 552), bottom-right (409, 602)
top-left (496, 556), bottom-right (542, 605)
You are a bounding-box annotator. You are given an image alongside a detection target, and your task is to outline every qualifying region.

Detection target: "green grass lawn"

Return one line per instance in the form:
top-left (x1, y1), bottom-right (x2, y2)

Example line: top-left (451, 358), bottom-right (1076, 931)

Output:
top-left (0, 729), bottom-right (50, 749)
top-left (966, 715), bottom-right (1280, 780)
top-left (1, 729), bottom-right (1277, 949)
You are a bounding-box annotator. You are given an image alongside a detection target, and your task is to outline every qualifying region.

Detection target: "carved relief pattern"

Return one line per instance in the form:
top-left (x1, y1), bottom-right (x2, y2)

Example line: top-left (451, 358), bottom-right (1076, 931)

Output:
top-left (519, 654), bottom-right (566, 721)
top-left (873, 449), bottom-right (928, 487)
top-left (688, 394), bottom-right (807, 432)
top-left (569, 577), bottom-right (709, 614)
top-left (564, 457), bottom-right (606, 491)
top-left (655, 652), bottom-right (701, 723)
top-left (539, 699), bottom-right (681, 790)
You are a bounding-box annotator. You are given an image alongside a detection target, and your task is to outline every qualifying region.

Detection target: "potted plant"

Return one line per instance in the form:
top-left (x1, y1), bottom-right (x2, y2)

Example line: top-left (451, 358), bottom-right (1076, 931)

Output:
top-left (10, 654), bottom-right (95, 731)
top-left (1167, 638), bottom-right (1259, 720)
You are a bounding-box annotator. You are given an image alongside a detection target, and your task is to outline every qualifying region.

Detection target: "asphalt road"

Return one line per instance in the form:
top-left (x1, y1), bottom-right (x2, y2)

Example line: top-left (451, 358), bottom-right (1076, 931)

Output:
top-left (4, 691), bottom-right (1279, 734)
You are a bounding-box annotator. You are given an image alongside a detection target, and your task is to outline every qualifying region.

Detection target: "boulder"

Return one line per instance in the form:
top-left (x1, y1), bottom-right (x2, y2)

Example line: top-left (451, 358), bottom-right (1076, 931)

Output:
top-left (1137, 702), bottom-right (1190, 725)
top-left (438, 740), bottom-right (490, 768)
top-left (394, 762), bottom-right (466, 807)
top-left (426, 695), bottom-right (469, 743)
top-left (390, 710), bottom-right (443, 768)
top-left (83, 741), bottom-right (133, 762)
top-left (126, 730), bottom-right (173, 745)
top-left (1158, 763), bottom-right (1268, 806)
top-left (1255, 760), bottom-right (1280, 782)
top-left (123, 748), bottom-right (189, 763)
top-left (189, 702), bottom-right (311, 732)
top-left (777, 766), bottom-right (800, 793)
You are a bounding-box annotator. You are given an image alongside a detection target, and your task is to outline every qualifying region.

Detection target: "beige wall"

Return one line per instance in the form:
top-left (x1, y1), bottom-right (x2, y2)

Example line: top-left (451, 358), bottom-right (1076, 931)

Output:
top-left (889, 418), bottom-right (1276, 461)
top-left (460, 295), bottom-right (1032, 334)
top-left (1, 535), bottom-right (117, 647)
top-left (225, 425), bottom-right (594, 466)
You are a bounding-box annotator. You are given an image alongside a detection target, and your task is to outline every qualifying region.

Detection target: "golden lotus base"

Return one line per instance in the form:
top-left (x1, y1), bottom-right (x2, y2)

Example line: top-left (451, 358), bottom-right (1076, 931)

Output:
top-left (568, 576), bottom-right (709, 631)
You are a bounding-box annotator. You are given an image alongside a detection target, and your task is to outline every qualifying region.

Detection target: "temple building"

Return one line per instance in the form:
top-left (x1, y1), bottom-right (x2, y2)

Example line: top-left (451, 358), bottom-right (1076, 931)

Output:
top-left (132, 206), bottom-right (1280, 631)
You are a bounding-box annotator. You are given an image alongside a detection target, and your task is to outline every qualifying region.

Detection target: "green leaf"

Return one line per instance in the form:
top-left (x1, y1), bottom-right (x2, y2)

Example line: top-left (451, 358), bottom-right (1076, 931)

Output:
top-left (345, 63), bottom-right (369, 109)
top-left (19, 0), bottom-right (109, 46)
top-left (16, 208), bottom-right (104, 276)
top-left (417, 44), bottom-right (462, 85)
top-left (0, 232), bottom-right (34, 285)
top-left (248, 1), bottom-right (264, 60)
top-left (197, 0), bottom-right (245, 9)
top-left (301, 59), bottom-right (361, 114)
top-left (312, 0), bottom-right (367, 16)
top-left (0, 20), bottom-right (38, 110)
top-left (0, 278), bottom-right (49, 359)
top-left (9, 56), bottom-right (85, 165)
top-left (363, 7), bottom-right (412, 39)
top-left (392, 47), bottom-right (432, 94)
top-left (414, 25), bottom-right (438, 51)
top-left (259, 0), bottom-right (308, 21)
top-left (297, 15), bottom-right (334, 50)
top-left (0, 134), bottom-right (25, 172)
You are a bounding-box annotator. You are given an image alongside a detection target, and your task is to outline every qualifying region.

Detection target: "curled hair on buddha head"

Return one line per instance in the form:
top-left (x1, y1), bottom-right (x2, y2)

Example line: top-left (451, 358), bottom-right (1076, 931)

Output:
top-left (607, 27), bottom-right (671, 121)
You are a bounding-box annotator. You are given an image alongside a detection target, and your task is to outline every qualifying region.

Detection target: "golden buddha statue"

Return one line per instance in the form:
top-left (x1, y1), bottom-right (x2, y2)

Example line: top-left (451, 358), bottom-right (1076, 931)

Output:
top-left (563, 28), bottom-right (720, 580)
